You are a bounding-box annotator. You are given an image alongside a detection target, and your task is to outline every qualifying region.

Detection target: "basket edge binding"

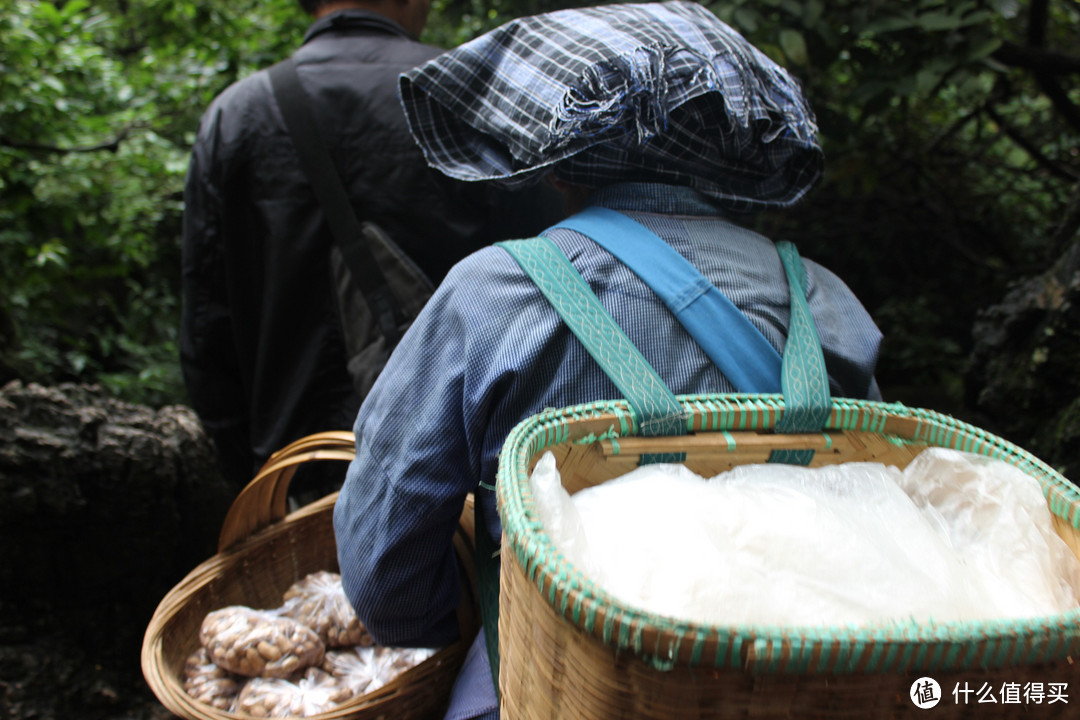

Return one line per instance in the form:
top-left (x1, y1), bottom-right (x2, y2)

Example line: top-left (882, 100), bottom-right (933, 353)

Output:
top-left (495, 394), bottom-right (1080, 676)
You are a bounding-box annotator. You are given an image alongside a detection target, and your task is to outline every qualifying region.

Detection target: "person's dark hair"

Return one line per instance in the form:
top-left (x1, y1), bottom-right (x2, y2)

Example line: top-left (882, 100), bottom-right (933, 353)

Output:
top-left (298, 0), bottom-right (332, 15)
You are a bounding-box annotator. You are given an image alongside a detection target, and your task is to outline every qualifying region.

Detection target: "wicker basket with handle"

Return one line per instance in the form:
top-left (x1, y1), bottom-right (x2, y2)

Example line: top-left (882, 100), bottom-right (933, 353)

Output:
top-left (141, 431), bottom-right (479, 720)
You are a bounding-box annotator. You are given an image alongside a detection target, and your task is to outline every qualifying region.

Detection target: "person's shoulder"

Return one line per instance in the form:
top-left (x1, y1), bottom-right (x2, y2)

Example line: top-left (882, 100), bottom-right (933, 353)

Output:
top-left (443, 244), bottom-right (525, 286)
top-left (203, 67), bottom-right (273, 116)
top-left (397, 39), bottom-right (445, 64)
top-left (359, 34), bottom-right (445, 71)
top-left (194, 66), bottom-right (277, 142)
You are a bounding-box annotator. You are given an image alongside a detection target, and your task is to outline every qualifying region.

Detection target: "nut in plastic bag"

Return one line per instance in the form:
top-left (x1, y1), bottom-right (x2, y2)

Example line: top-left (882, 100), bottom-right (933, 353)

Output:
top-left (200, 605), bottom-right (326, 678)
top-left (322, 646), bottom-right (437, 696)
top-left (280, 571), bottom-right (372, 648)
top-left (234, 667), bottom-right (353, 718)
top-left (182, 646), bottom-right (244, 711)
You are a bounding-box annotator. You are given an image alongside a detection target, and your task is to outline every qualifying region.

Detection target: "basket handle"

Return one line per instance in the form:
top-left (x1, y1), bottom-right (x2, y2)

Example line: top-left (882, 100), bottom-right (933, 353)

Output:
top-left (218, 431), bottom-right (358, 552)
top-left (215, 432), bottom-right (482, 644)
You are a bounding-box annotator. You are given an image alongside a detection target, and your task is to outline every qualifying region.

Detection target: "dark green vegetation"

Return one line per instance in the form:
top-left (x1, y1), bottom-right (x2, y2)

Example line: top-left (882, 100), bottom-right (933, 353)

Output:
top-left (1, 0), bottom-right (1078, 465)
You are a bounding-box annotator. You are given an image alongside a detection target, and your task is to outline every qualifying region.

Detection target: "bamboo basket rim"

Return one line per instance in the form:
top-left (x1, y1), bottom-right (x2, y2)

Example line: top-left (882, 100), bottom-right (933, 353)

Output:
top-left (142, 431), bottom-right (479, 720)
top-left (496, 393), bottom-right (1080, 676)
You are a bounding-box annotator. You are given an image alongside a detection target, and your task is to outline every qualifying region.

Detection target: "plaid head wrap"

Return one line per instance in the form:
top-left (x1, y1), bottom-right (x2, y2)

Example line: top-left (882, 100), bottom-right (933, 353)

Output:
top-left (400, 1), bottom-right (824, 211)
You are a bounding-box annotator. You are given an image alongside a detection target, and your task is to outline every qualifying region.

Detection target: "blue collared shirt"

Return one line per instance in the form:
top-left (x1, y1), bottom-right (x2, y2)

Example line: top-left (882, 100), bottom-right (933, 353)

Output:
top-left (334, 182), bottom-right (882, 717)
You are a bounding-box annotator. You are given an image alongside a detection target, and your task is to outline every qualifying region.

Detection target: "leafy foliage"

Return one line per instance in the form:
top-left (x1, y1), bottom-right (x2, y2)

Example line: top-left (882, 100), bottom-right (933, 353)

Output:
top-left (0, 0), bottom-right (305, 405)
top-left (706, 0), bottom-right (1080, 406)
top-left (1, 0), bottom-right (1077, 413)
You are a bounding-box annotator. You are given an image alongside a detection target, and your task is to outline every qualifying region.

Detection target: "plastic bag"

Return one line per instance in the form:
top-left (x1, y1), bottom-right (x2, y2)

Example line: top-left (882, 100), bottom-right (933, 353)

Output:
top-left (234, 667), bottom-right (353, 718)
top-left (182, 646), bottom-right (244, 711)
top-left (529, 448), bottom-right (1080, 627)
top-left (200, 605), bottom-right (326, 678)
top-left (322, 646), bottom-right (437, 695)
top-left (280, 571), bottom-right (373, 648)
top-left (530, 451), bottom-right (596, 576)
top-left (897, 447), bottom-right (1080, 617)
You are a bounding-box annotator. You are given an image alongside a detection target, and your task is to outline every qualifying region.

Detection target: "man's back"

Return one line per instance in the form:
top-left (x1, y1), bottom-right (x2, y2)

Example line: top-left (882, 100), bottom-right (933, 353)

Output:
top-left (180, 8), bottom-right (560, 488)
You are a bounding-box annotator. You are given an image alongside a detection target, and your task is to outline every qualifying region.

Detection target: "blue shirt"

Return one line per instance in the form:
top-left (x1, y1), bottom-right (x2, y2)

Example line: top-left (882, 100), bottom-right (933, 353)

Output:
top-left (333, 182), bottom-right (882, 717)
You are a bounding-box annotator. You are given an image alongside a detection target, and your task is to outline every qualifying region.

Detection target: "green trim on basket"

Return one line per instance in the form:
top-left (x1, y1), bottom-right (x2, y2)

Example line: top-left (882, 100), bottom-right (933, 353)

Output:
top-left (497, 393), bottom-right (1080, 675)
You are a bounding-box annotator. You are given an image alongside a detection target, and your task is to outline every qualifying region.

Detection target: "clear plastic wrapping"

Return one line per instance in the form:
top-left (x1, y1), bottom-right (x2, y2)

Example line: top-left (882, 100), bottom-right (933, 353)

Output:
top-left (234, 667), bottom-right (353, 718)
top-left (199, 606), bottom-right (326, 678)
top-left (188, 572), bottom-right (444, 712)
top-left (280, 571), bottom-right (373, 648)
top-left (322, 646), bottom-right (437, 695)
top-left (530, 447), bottom-right (1080, 627)
top-left (182, 646), bottom-right (243, 711)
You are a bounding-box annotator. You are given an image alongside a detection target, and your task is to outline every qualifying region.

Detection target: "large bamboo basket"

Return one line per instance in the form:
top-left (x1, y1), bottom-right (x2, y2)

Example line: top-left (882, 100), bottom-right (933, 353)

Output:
top-left (142, 431), bottom-right (479, 720)
top-left (496, 395), bottom-right (1080, 719)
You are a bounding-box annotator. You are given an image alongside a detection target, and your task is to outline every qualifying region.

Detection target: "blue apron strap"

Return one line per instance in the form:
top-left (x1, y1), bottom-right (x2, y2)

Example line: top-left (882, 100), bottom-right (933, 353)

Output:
top-left (549, 206), bottom-right (783, 393)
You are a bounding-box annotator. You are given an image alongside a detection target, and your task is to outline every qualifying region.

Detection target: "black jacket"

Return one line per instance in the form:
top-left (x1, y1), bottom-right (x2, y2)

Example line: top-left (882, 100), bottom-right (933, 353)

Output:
top-left (180, 10), bottom-right (561, 488)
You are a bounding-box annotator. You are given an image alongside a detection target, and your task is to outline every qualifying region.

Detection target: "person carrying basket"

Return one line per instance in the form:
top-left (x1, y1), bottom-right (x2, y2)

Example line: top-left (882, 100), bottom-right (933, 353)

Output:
top-left (333, 3), bottom-right (883, 719)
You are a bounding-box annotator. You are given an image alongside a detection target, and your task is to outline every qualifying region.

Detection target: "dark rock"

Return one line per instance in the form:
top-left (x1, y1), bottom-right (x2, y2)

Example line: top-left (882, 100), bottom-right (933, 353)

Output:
top-left (0, 381), bottom-right (234, 719)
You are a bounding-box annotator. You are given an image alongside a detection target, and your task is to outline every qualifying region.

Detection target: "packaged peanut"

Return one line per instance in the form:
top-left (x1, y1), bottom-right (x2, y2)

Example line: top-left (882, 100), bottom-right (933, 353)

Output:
top-left (182, 646), bottom-right (244, 711)
top-left (280, 571), bottom-right (372, 648)
top-left (234, 667), bottom-right (353, 718)
top-left (199, 605), bottom-right (325, 678)
top-left (322, 646), bottom-right (437, 695)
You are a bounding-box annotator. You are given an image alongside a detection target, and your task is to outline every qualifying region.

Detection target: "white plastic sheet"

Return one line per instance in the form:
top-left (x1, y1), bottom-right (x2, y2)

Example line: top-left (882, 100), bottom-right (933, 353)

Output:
top-left (529, 447), bottom-right (1080, 627)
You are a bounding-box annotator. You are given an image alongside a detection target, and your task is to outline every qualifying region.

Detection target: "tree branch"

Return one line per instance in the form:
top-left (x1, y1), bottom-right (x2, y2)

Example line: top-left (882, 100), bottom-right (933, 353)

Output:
top-left (1011, 0), bottom-right (1080, 137)
top-left (984, 105), bottom-right (1080, 182)
top-left (1027, 0), bottom-right (1049, 47)
top-left (992, 41), bottom-right (1080, 76)
top-left (1050, 181), bottom-right (1080, 261)
top-left (0, 128), bottom-right (131, 155)
top-left (1034, 75), bottom-right (1080, 133)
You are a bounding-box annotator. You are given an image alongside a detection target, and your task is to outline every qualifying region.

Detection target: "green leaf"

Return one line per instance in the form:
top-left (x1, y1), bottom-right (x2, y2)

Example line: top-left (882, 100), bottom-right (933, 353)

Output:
top-left (916, 67), bottom-right (945, 95)
top-left (916, 12), bottom-right (962, 32)
top-left (988, 0), bottom-right (1020, 19)
top-left (965, 37), bottom-right (1003, 61)
top-left (779, 29), bottom-right (809, 66)
top-left (862, 15), bottom-right (918, 34)
top-left (32, 240), bottom-right (69, 268)
top-left (60, 0), bottom-right (91, 21)
top-left (733, 7), bottom-right (760, 33)
top-left (803, 0), bottom-right (825, 29)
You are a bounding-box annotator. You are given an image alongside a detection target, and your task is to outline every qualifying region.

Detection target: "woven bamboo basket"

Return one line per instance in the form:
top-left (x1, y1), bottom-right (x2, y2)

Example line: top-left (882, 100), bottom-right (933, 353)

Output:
top-left (142, 431), bottom-right (479, 720)
top-left (496, 395), bottom-right (1080, 719)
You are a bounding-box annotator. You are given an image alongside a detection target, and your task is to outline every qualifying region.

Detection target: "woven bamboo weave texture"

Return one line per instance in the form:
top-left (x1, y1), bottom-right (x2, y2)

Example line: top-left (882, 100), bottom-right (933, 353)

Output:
top-left (495, 395), bottom-right (1080, 719)
top-left (142, 432), bottom-right (479, 720)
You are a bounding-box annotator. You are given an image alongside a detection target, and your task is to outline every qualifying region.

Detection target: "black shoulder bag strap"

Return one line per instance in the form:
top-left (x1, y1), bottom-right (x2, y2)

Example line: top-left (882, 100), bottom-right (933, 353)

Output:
top-left (268, 57), bottom-right (401, 348)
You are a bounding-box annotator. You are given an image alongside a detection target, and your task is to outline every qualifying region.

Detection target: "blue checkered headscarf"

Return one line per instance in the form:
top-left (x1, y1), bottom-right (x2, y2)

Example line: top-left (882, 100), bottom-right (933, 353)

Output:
top-left (400, 1), bottom-right (824, 212)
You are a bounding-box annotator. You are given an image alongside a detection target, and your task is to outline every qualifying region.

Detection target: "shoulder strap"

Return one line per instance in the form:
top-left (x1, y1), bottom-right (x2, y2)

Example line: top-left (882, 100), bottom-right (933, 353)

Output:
top-left (769, 240), bottom-right (831, 463)
top-left (498, 237), bottom-right (687, 444)
top-left (268, 58), bottom-right (401, 347)
top-left (476, 235), bottom-right (687, 699)
top-left (479, 233), bottom-right (831, 693)
top-left (546, 207), bottom-right (829, 459)
top-left (549, 206), bottom-right (783, 393)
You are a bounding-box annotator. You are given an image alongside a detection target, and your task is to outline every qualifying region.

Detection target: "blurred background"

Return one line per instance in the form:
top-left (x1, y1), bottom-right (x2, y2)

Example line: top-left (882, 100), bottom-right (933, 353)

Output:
top-left (2, 0), bottom-right (1078, 467)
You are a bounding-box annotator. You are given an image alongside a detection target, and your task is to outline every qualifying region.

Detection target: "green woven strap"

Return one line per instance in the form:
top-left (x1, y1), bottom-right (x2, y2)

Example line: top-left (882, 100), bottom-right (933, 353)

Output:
top-left (769, 240), bottom-right (831, 465)
top-left (498, 237), bottom-right (687, 450)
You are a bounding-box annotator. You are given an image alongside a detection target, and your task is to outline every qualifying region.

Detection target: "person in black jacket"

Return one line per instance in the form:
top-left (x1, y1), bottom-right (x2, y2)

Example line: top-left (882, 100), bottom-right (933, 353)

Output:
top-left (180, 0), bottom-right (561, 491)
